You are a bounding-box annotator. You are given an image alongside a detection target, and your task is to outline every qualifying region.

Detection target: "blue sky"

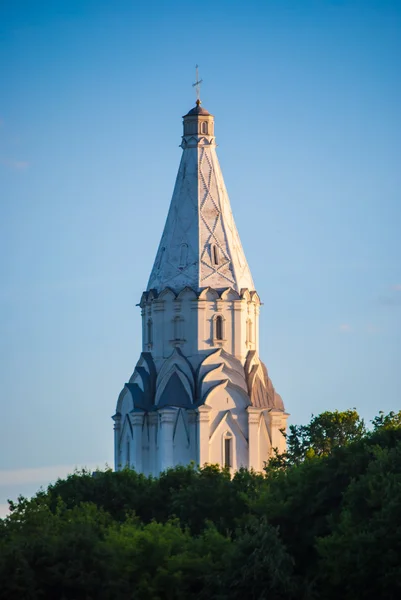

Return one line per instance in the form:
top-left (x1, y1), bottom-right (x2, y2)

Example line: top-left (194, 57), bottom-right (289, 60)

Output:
top-left (1, 0), bottom-right (400, 515)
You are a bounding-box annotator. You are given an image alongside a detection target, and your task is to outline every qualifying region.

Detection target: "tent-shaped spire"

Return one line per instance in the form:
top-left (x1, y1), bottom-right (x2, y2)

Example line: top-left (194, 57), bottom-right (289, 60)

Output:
top-left (147, 102), bottom-right (254, 293)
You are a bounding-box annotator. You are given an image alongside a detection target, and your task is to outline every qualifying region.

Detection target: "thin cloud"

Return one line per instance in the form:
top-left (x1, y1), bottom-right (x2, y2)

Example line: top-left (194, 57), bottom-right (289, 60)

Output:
top-left (339, 323), bottom-right (352, 333)
top-left (393, 284), bottom-right (401, 291)
top-left (0, 462), bottom-right (107, 487)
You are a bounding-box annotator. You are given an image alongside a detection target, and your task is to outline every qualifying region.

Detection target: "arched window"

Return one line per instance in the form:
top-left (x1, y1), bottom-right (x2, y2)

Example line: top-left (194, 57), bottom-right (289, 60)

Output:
top-left (126, 439), bottom-right (130, 467)
top-left (179, 243), bottom-right (188, 267)
top-left (212, 244), bottom-right (219, 265)
top-left (147, 319), bottom-right (153, 345)
top-left (216, 315), bottom-right (223, 340)
top-left (201, 121), bottom-right (208, 134)
top-left (224, 433), bottom-right (232, 468)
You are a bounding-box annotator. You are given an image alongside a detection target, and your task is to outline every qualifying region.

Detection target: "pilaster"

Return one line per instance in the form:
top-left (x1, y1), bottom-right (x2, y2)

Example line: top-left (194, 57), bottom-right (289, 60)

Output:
top-left (152, 299), bottom-right (165, 359)
top-left (195, 299), bottom-right (207, 350)
top-left (233, 300), bottom-right (246, 360)
top-left (112, 413), bottom-right (121, 471)
top-left (148, 412), bottom-right (159, 476)
top-left (129, 411), bottom-right (145, 473)
top-left (197, 404), bottom-right (212, 466)
top-left (255, 304), bottom-right (260, 355)
top-left (159, 408), bottom-right (177, 471)
top-left (247, 407), bottom-right (263, 471)
top-left (187, 409), bottom-right (197, 460)
top-left (267, 409), bottom-right (289, 455)
top-left (141, 308), bottom-right (146, 353)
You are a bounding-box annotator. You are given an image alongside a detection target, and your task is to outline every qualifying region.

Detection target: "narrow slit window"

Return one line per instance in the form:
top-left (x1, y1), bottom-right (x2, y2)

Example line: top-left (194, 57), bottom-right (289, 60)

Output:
top-left (212, 244), bottom-right (219, 265)
top-left (216, 316), bottom-right (223, 340)
top-left (224, 436), bottom-right (232, 468)
top-left (201, 121), bottom-right (208, 134)
top-left (179, 243), bottom-right (188, 267)
top-left (126, 439), bottom-right (130, 467)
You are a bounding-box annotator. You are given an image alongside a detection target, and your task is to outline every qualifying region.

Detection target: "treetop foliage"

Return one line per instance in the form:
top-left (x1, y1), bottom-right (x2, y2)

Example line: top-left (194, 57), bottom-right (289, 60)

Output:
top-left (1, 409), bottom-right (400, 599)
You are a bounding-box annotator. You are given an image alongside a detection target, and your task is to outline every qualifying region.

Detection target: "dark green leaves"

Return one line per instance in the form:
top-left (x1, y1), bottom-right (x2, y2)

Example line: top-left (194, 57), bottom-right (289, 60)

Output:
top-left (1, 410), bottom-right (400, 599)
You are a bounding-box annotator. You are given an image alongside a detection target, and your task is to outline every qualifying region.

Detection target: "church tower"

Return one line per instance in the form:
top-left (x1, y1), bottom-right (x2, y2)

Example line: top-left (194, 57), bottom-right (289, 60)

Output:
top-left (113, 95), bottom-right (288, 474)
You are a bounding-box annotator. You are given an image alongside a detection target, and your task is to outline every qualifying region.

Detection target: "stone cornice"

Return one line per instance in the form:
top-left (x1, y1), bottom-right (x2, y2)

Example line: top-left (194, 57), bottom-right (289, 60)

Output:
top-left (247, 406), bottom-right (264, 425)
top-left (159, 408), bottom-right (178, 424)
top-left (139, 286), bottom-right (261, 306)
top-left (197, 404), bottom-right (212, 423)
top-left (129, 412), bottom-right (145, 426)
top-left (180, 135), bottom-right (216, 149)
top-left (148, 412), bottom-right (159, 425)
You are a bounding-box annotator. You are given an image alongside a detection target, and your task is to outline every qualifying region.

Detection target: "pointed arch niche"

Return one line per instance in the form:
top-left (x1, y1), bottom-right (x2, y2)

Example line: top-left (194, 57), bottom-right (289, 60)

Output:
top-left (211, 314), bottom-right (225, 345)
top-left (171, 315), bottom-right (185, 344)
top-left (211, 244), bottom-right (219, 266)
top-left (223, 431), bottom-right (233, 468)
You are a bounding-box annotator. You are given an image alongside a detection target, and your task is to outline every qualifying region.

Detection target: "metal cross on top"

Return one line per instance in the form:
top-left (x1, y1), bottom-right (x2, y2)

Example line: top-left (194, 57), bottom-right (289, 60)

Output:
top-left (192, 65), bottom-right (203, 103)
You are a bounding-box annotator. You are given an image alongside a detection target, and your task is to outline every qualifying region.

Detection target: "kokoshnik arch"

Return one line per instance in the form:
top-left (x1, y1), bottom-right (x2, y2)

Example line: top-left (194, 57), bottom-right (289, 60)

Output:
top-left (113, 95), bottom-right (289, 473)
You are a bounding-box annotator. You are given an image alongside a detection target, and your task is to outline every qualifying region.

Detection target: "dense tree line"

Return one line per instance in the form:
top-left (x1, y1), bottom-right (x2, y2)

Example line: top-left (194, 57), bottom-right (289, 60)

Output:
top-left (1, 409), bottom-right (400, 599)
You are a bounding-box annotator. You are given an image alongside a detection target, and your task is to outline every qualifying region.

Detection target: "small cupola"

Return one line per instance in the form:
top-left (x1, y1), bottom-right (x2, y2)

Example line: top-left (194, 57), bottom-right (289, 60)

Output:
top-left (183, 99), bottom-right (215, 138)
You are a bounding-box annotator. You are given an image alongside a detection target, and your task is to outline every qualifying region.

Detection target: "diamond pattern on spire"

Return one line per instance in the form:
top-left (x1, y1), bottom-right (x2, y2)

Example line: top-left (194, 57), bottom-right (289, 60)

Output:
top-left (147, 137), bottom-right (254, 293)
top-left (198, 148), bottom-right (236, 288)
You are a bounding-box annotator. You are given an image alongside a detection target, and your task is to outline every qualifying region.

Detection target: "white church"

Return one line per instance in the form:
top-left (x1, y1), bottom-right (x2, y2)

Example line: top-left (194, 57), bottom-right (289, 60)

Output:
top-left (113, 92), bottom-right (288, 474)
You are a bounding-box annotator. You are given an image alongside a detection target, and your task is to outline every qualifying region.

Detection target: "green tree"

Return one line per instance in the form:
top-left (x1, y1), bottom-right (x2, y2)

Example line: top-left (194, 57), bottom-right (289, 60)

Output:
top-left (371, 409), bottom-right (401, 431)
top-left (317, 441), bottom-right (401, 599)
top-left (215, 517), bottom-right (298, 600)
top-left (102, 519), bottom-right (231, 600)
top-left (46, 466), bottom-right (158, 523)
top-left (1, 409), bottom-right (401, 599)
top-left (266, 409), bottom-right (366, 471)
top-left (0, 499), bottom-right (112, 600)
top-left (256, 416), bottom-right (401, 594)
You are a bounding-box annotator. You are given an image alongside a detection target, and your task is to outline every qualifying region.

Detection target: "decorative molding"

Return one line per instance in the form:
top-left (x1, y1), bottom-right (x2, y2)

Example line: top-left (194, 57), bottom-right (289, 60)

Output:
top-left (153, 300), bottom-right (165, 312)
top-left (155, 365), bottom-right (194, 406)
top-left (173, 409), bottom-right (190, 446)
top-left (202, 379), bottom-right (229, 404)
top-left (197, 404), bottom-right (212, 423)
top-left (112, 413), bottom-right (121, 431)
top-left (148, 412), bottom-right (158, 425)
top-left (169, 338), bottom-right (186, 348)
top-left (139, 286), bottom-right (259, 304)
top-left (209, 410), bottom-right (248, 447)
top-left (247, 406), bottom-right (263, 425)
top-left (129, 412), bottom-right (145, 427)
top-left (211, 338), bottom-right (226, 346)
top-left (159, 408), bottom-right (177, 424)
top-left (187, 409), bottom-right (197, 425)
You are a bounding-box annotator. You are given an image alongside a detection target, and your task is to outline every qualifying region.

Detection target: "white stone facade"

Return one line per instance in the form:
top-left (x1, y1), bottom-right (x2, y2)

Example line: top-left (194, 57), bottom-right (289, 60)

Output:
top-left (113, 101), bottom-right (288, 474)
